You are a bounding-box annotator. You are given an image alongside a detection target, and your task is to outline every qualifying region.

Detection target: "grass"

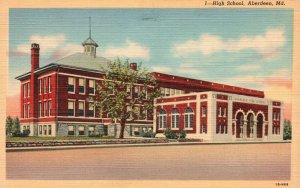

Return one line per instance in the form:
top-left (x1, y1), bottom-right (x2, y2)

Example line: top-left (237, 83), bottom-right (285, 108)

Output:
top-left (6, 136), bottom-right (116, 142)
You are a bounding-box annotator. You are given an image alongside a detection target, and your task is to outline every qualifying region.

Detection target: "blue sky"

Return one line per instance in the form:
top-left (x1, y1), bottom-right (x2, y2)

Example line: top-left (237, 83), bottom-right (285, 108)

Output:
top-left (9, 8), bottom-right (293, 107)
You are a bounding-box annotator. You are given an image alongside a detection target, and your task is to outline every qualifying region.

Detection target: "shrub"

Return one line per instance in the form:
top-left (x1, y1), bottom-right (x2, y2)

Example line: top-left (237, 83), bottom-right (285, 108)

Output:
top-left (22, 129), bottom-right (30, 137)
top-left (163, 128), bottom-right (178, 139)
top-left (142, 130), bottom-right (156, 138)
top-left (283, 119), bottom-right (292, 140)
top-left (89, 132), bottom-right (103, 137)
top-left (178, 130), bottom-right (187, 139)
top-left (12, 129), bottom-right (30, 137)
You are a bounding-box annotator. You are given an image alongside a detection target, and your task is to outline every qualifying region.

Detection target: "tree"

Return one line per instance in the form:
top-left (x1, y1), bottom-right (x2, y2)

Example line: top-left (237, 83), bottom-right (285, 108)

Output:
top-left (93, 58), bottom-right (161, 139)
top-left (6, 116), bottom-right (13, 136)
top-left (283, 119), bottom-right (292, 140)
top-left (13, 117), bottom-right (20, 133)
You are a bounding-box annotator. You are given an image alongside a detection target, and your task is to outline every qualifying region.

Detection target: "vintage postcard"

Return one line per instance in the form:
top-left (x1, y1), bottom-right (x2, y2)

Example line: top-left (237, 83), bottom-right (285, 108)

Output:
top-left (1, 0), bottom-right (299, 188)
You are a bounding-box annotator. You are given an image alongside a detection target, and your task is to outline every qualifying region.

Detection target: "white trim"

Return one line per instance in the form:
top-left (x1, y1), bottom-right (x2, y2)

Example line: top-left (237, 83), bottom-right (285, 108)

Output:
top-left (67, 77), bottom-right (76, 94)
top-left (67, 100), bottom-right (75, 117)
top-left (155, 100), bottom-right (197, 106)
top-left (78, 100), bottom-right (85, 117)
top-left (21, 80), bottom-right (30, 84)
top-left (78, 78), bottom-right (86, 95)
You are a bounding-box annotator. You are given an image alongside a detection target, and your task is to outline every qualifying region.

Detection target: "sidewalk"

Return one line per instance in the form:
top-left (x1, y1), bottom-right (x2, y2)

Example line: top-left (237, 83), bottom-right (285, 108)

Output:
top-left (6, 140), bottom-right (291, 152)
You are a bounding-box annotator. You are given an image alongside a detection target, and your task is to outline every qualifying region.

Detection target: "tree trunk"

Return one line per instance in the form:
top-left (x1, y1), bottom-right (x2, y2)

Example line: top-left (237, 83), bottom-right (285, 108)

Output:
top-left (119, 119), bottom-right (126, 139)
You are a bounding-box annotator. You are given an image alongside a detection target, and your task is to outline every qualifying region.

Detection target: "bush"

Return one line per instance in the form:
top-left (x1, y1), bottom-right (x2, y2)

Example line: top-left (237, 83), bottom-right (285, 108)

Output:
top-left (163, 128), bottom-right (178, 139)
top-left (142, 130), bottom-right (156, 138)
top-left (12, 129), bottom-right (30, 137)
top-left (178, 130), bottom-right (187, 139)
top-left (283, 119), bottom-right (292, 140)
top-left (89, 132), bottom-right (103, 137)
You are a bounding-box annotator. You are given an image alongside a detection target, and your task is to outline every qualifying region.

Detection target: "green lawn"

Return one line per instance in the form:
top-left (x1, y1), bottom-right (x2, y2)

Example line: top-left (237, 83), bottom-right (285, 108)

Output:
top-left (6, 136), bottom-right (116, 142)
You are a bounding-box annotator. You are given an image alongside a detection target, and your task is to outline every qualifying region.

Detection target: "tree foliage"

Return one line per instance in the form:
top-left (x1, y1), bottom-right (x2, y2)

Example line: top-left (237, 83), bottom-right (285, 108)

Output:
top-left (6, 116), bottom-right (21, 136)
top-left (93, 58), bottom-right (161, 139)
top-left (283, 119), bottom-right (292, 140)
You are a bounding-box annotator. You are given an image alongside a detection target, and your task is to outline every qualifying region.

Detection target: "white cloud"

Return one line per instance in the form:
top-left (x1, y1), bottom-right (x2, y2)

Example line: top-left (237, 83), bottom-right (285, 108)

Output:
top-left (173, 28), bottom-right (286, 60)
top-left (237, 64), bottom-right (261, 71)
top-left (102, 40), bottom-right (150, 61)
top-left (16, 34), bottom-right (66, 55)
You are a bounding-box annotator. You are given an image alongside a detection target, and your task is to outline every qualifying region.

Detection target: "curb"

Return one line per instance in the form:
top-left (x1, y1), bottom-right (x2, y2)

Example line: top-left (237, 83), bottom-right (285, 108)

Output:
top-left (6, 141), bottom-right (291, 152)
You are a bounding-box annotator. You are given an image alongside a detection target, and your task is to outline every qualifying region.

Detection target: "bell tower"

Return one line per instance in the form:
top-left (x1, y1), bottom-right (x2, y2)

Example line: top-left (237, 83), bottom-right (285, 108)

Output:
top-left (82, 17), bottom-right (99, 57)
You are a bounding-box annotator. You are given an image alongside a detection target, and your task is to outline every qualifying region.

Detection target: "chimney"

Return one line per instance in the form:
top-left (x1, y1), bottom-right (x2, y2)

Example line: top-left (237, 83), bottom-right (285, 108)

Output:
top-left (130, 63), bottom-right (137, 71)
top-left (31, 43), bottom-right (40, 71)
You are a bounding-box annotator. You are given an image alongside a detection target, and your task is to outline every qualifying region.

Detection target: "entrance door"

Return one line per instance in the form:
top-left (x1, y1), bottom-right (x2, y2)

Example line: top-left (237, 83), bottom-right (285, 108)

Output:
top-left (236, 112), bottom-right (244, 138)
top-left (257, 114), bottom-right (263, 138)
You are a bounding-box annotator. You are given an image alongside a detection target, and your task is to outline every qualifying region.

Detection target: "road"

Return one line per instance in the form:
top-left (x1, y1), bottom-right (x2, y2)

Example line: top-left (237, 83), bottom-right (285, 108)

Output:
top-left (6, 143), bottom-right (290, 180)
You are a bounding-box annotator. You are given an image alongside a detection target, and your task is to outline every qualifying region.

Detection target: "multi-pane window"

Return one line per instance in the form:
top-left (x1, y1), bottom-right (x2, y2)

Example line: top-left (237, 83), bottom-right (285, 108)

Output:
top-left (43, 125), bottom-right (47, 135)
top-left (48, 76), bottom-right (52, 93)
top-left (27, 83), bottom-right (30, 97)
top-left (43, 78), bottom-right (47, 94)
top-left (218, 107), bottom-right (222, 117)
top-left (39, 125), bottom-right (42, 135)
top-left (165, 88), bottom-right (170, 96)
top-left (88, 126), bottom-right (95, 135)
top-left (88, 102), bottom-right (95, 117)
top-left (223, 108), bottom-right (227, 117)
top-left (79, 78), bottom-right (85, 94)
top-left (78, 101), bottom-right (85, 116)
top-left (89, 80), bottom-right (95, 95)
top-left (23, 104), bottom-right (26, 118)
top-left (48, 125), bottom-right (52, 135)
top-left (184, 107), bottom-right (194, 129)
top-left (48, 101), bottom-right (52, 116)
top-left (134, 86), bottom-right (139, 98)
top-left (170, 89), bottom-right (175, 96)
top-left (78, 125), bottom-right (85, 135)
top-left (202, 106), bottom-right (207, 117)
top-left (39, 102), bottom-right (42, 117)
top-left (43, 101), bottom-right (47, 116)
top-left (23, 84), bottom-right (27, 98)
top-left (39, 79), bottom-right (42, 94)
top-left (158, 109), bottom-right (167, 129)
top-left (171, 108), bottom-right (180, 129)
top-left (68, 77), bottom-right (75, 93)
top-left (68, 100), bottom-right (75, 116)
top-left (27, 104), bottom-right (30, 118)
top-left (201, 124), bottom-right (207, 134)
top-left (68, 125), bottom-right (75, 135)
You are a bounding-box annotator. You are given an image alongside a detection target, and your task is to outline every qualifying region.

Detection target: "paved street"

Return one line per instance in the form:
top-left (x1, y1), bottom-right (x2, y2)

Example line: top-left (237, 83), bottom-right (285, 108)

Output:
top-left (6, 143), bottom-right (290, 180)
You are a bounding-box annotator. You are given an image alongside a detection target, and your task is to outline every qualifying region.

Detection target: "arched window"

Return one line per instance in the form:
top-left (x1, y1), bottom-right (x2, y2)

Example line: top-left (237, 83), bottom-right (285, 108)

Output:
top-left (158, 109), bottom-right (167, 129)
top-left (171, 108), bottom-right (180, 129)
top-left (184, 107), bottom-right (194, 129)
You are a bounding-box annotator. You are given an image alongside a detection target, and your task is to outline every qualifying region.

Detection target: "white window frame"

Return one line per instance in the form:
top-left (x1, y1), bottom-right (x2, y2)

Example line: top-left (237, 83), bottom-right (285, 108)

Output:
top-left (78, 100), bottom-right (85, 117)
top-left (89, 79), bottom-right (95, 95)
top-left (88, 101), bottom-right (95, 117)
top-left (39, 79), bottom-right (42, 95)
top-left (23, 84), bottom-right (27, 98)
top-left (67, 100), bottom-right (75, 117)
top-left (27, 103), bottom-right (30, 118)
top-left (43, 100), bottom-right (47, 117)
top-left (201, 106), bottom-right (207, 117)
top-left (27, 83), bottom-right (30, 97)
top-left (48, 125), bottom-right (52, 135)
top-left (43, 78), bottom-right (47, 94)
top-left (184, 108), bottom-right (194, 129)
top-left (48, 76), bottom-right (52, 93)
top-left (126, 85), bottom-right (132, 98)
top-left (48, 100), bottom-right (52, 116)
top-left (171, 109), bottom-right (180, 129)
top-left (39, 102), bottom-right (42, 117)
top-left (223, 108), bottom-right (227, 117)
top-left (68, 77), bottom-right (75, 94)
top-left (78, 78), bottom-right (85, 95)
top-left (158, 109), bottom-right (167, 129)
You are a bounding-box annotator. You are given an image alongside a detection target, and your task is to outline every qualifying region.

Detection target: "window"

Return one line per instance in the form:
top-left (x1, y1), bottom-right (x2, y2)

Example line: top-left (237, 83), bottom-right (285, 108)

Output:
top-left (141, 87), bottom-right (147, 99)
top-left (160, 87), bottom-right (165, 97)
top-left (39, 125), bottom-right (42, 135)
top-left (39, 79), bottom-right (42, 94)
top-left (184, 108), bottom-right (194, 129)
top-left (171, 108), bottom-right (180, 129)
top-left (27, 104), bottom-right (30, 118)
top-left (88, 102), bottom-right (95, 117)
top-left (78, 101), bottom-right (85, 117)
top-left (126, 85), bottom-right (132, 98)
top-left (202, 106), bottom-right (207, 117)
top-left (68, 100), bottom-right (75, 116)
top-left (27, 83), bottom-right (30, 97)
top-left (175, 89), bottom-right (181, 95)
top-left (43, 78), bottom-right (47, 94)
top-left (68, 77), bottom-right (75, 93)
top-left (223, 108), bottom-right (227, 117)
top-left (68, 125), bottom-right (75, 135)
top-left (48, 125), bottom-right (52, 135)
top-left (218, 107), bottom-right (222, 117)
top-left (170, 89), bottom-right (175, 96)
top-left (48, 76), bottom-right (52, 93)
top-left (88, 126), bottom-right (95, 135)
top-left (158, 109), bottom-right (167, 129)
top-left (78, 125), bottom-right (85, 135)
top-left (43, 125), bottom-right (47, 135)
top-left (224, 125), bottom-right (228, 134)
top-left (48, 101), bottom-right (52, 116)
top-left (23, 84), bottom-right (27, 98)
top-left (39, 102), bottom-right (42, 117)
top-left (79, 78), bottom-right (85, 94)
top-left (43, 101), bottom-right (47, 116)
top-left (141, 108), bottom-right (147, 120)
top-left (23, 104), bottom-right (26, 118)
top-left (89, 80), bottom-right (95, 95)
top-left (165, 88), bottom-right (170, 96)
top-left (134, 86), bottom-right (139, 98)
